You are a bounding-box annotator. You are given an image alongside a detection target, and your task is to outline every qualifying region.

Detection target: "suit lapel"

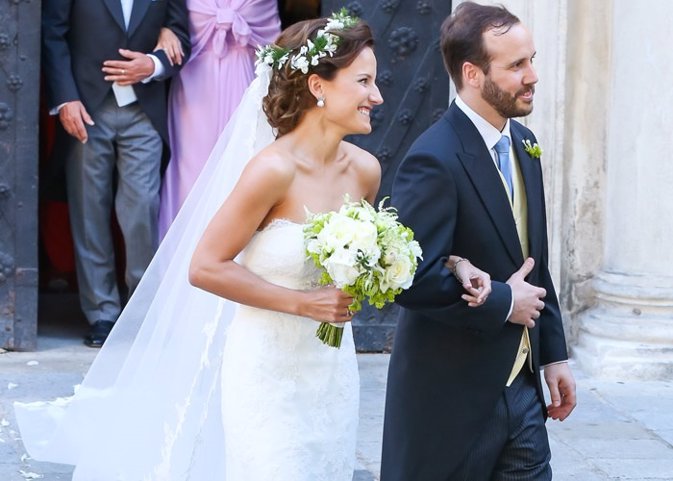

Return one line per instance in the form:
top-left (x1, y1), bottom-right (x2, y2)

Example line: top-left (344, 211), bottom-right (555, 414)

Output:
top-left (102, 0), bottom-right (126, 32)
top-left (447, 104), bottom-right (524, 267)
top-left (510, 123), bottom-right (543, 264)
top-left (127, 0), bottom-right (152, 38)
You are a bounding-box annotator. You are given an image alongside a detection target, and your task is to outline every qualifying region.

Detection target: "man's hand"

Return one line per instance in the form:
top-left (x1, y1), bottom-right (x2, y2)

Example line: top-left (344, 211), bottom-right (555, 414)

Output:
top-left (102, 49), bottom-right (155, 86)
top-left (506, 257), bottom-right (546, 328)
top-left (544, 362), bottom-right (577, 421)
top-left (59, 101), bottom-right (94, 143)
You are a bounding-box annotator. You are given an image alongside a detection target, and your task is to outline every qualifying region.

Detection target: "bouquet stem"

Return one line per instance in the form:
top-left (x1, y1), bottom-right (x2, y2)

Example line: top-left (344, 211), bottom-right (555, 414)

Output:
top-left (316, 322), bottom-right (344, 348)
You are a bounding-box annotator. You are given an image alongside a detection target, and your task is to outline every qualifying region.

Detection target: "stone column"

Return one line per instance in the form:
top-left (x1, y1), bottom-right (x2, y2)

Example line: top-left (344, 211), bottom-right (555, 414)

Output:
top-left (573, 0), bottom-right (673, 379)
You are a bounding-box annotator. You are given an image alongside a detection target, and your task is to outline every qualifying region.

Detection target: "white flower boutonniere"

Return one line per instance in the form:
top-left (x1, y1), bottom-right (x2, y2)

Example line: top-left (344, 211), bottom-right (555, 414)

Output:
top-left (522, 139), bottom-right (543, 159)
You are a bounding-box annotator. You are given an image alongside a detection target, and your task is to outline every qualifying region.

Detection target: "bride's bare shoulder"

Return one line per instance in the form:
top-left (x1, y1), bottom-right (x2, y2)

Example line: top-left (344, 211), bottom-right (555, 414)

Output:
top-left (243, 143), bottom-right (297, 185)
top-left (341, 141), bottom-right (381, 183)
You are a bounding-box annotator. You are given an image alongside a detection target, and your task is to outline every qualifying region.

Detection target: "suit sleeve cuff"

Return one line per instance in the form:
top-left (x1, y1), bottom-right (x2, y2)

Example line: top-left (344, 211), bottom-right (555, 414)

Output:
top-left (142, 54), bottom-right (164, 83)
top-left (505, 285), bottom-right (514, 322)
top-left (542, 360), bottom-right (569, 369)
top-left (50, 103), bottom-right (69, 116)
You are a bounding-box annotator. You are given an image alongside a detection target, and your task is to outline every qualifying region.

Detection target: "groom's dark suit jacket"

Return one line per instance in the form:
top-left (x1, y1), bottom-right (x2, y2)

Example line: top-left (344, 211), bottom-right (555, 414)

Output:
top-left (42, 0), bottom-right (191, 143)
top-left (381, 102), bottom-right (568, 480)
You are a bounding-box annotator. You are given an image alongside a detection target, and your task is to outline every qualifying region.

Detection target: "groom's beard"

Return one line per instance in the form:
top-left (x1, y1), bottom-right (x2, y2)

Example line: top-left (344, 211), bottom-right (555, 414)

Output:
top-left (482, 76), bottom-right (535, 119)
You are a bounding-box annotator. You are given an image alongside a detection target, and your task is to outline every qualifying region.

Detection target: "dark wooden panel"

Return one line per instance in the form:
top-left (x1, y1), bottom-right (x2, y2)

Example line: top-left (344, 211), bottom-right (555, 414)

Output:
top-left (0, 0), bottom-right (40, 350)
top-left (322, 0), bottom-right (453, 351)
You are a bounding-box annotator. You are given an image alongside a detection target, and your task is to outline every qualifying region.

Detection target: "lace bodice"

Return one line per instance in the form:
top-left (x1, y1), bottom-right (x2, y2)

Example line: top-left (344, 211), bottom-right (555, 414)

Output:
top-left (239, 219), bottom-right (321, 290)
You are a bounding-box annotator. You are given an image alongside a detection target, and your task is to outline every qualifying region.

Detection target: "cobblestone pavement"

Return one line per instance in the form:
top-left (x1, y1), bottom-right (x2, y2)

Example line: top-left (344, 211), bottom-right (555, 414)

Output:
top-left (2, 330), bottom-right (672, 480)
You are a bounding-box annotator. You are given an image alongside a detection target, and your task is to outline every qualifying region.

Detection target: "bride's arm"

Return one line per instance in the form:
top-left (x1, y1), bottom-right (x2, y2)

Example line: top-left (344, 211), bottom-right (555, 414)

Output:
top-left (189, 152), bottom-right (354, 323)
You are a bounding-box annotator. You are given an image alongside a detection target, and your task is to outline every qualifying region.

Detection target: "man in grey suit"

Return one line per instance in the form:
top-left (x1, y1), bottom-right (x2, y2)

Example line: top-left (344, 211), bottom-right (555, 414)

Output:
top-left (382, 3), bottom-right (576, 480)
top-left (42, 0), bottom-right (190, 346)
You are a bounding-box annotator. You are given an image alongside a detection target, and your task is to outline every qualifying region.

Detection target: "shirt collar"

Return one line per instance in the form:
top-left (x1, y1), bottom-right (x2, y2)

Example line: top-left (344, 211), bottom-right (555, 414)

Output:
top-left (455, 95), bottom-right (511, 152)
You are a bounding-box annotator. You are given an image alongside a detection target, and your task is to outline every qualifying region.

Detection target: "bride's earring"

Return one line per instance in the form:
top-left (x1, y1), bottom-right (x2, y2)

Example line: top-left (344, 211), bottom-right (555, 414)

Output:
top-left (316, 96), bottom-right (325, 108)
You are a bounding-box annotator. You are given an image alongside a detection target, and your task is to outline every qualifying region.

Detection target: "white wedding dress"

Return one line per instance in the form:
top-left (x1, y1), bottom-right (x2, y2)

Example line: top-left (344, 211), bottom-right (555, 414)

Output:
top-left (15, 65), bottom-right (360, 481)
top-left (221, 219), bottom-right (360, 480)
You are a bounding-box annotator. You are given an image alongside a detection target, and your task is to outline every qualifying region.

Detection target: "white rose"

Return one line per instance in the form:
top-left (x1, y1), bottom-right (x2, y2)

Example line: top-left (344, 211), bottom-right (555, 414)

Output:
top-left (325, 247), bottom-right (361, 287)
top-left (349, 221), bottom-right (378, 251)
top-left (317, 216), bottom-right (359, 251)
top-left (381, 255), bottom-right (414, 292)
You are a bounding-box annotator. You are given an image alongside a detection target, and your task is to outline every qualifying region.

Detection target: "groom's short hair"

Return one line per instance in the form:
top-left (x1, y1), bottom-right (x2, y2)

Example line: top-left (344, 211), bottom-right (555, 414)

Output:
top-left (440, 1), bottom-right (520, 91)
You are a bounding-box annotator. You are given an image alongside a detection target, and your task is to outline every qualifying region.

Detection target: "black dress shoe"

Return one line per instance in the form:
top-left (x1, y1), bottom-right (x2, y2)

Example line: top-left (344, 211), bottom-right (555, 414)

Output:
top-left (84, 320), bottom-right (115, 348)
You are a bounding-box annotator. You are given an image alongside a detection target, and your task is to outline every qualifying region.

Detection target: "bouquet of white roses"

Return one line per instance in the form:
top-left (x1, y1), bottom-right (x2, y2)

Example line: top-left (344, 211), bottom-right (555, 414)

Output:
top-left (304, 197), bottom-right (423, 347)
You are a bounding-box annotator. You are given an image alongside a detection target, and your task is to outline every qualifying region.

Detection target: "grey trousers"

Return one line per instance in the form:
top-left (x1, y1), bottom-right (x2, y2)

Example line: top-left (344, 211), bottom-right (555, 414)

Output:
top-left (450, 369), bottom-right (552, 481)
top-left (65, 93), bottom-right (162, 324)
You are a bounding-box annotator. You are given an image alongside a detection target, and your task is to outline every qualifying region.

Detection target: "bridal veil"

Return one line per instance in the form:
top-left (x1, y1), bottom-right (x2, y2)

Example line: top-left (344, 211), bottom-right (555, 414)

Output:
top-left (15, 67), bottom-right (275, 480)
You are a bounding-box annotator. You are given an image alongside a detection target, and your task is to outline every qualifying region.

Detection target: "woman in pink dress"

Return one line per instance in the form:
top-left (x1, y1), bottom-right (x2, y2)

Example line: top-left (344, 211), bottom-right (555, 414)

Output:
top-left (159, 0), bottom-right (280, 236)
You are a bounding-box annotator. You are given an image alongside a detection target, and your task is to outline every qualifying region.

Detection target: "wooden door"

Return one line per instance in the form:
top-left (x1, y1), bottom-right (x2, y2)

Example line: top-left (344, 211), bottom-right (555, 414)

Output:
top-left (322, 0), bottom-right (453, 350)
top-left (0, 0), bottom-right (40, 350)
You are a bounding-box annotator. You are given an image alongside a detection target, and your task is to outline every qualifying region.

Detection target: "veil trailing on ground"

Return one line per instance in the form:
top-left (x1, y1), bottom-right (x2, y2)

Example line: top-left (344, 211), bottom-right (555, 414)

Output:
top-left (15, 66), bottom-right (276, 480)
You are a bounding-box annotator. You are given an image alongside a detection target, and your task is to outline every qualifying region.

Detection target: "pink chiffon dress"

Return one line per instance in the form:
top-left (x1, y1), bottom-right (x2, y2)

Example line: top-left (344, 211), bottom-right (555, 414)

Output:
top-left (159, 0), bottom-right (280, 236)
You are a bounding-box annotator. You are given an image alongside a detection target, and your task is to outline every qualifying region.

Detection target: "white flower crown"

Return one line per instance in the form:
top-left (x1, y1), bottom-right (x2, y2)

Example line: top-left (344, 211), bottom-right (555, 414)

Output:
top-left (255, 9), bottom-right (359, 75)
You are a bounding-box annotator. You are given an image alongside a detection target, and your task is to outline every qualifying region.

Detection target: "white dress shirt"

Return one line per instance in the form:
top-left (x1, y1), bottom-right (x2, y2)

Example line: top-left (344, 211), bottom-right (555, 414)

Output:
top-left (455, 95), bottom-right (512, 167)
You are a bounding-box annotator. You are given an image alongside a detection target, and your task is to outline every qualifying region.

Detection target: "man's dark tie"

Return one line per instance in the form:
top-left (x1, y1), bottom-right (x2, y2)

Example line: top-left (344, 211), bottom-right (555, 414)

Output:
top-left (494, 135), bottom-right (513, 201)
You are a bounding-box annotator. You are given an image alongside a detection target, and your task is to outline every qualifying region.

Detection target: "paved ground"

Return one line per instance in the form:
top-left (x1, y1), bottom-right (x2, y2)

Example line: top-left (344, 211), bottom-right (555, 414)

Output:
top-left (2, 325), bottom-right (673, 481)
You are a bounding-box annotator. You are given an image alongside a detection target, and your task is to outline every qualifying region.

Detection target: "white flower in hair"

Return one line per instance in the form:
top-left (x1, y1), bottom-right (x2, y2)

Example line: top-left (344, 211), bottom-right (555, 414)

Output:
top-left (326, 19), bottom-right (345, 31)
top-left (254, 8), bottom-right (359, 73)
top-left (291, 55), bottom-right (311, 74)
top-left (323, 33), bottom-right (339, 56)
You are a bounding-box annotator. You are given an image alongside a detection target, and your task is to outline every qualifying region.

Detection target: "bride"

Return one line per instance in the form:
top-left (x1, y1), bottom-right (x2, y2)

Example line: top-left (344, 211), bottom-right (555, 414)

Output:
top-left (16, 12), bottom-right (490, 481)
top-left (188, 13), bottom-right (382, 481)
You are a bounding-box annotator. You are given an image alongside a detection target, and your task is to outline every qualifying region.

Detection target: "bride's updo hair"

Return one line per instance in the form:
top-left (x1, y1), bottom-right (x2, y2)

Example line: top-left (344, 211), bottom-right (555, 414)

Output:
top-left (263, 18), bottom-right (374, 137)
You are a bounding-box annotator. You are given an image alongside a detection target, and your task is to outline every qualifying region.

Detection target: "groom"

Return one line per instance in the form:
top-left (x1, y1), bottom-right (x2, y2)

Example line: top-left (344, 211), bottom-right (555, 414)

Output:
top-left (381, 2), bottom-right (576, 480)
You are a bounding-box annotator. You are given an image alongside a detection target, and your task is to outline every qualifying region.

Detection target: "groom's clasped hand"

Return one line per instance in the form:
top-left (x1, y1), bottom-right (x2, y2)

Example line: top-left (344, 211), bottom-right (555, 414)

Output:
top-left (507, 257), bottom-right (546, 329)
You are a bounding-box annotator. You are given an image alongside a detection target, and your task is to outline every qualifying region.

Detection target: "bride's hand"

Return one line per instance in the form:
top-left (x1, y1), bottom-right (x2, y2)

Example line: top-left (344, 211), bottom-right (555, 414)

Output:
top-left (298, 286), bottom-right (355, 323)
top-left (446, 257), bottom-right (492, 307)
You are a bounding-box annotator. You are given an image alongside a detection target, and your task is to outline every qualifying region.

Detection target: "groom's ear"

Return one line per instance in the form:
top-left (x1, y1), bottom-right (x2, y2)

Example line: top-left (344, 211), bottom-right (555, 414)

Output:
top-left (462, 61), bottom-right (483, 89)
top-left (307, 74), bottom-right (324, 103)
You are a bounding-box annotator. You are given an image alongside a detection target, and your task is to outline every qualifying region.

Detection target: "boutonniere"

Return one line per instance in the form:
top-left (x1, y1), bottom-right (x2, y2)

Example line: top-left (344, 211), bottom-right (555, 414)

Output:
top-left (522, 139), bottom-right (542, 159)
